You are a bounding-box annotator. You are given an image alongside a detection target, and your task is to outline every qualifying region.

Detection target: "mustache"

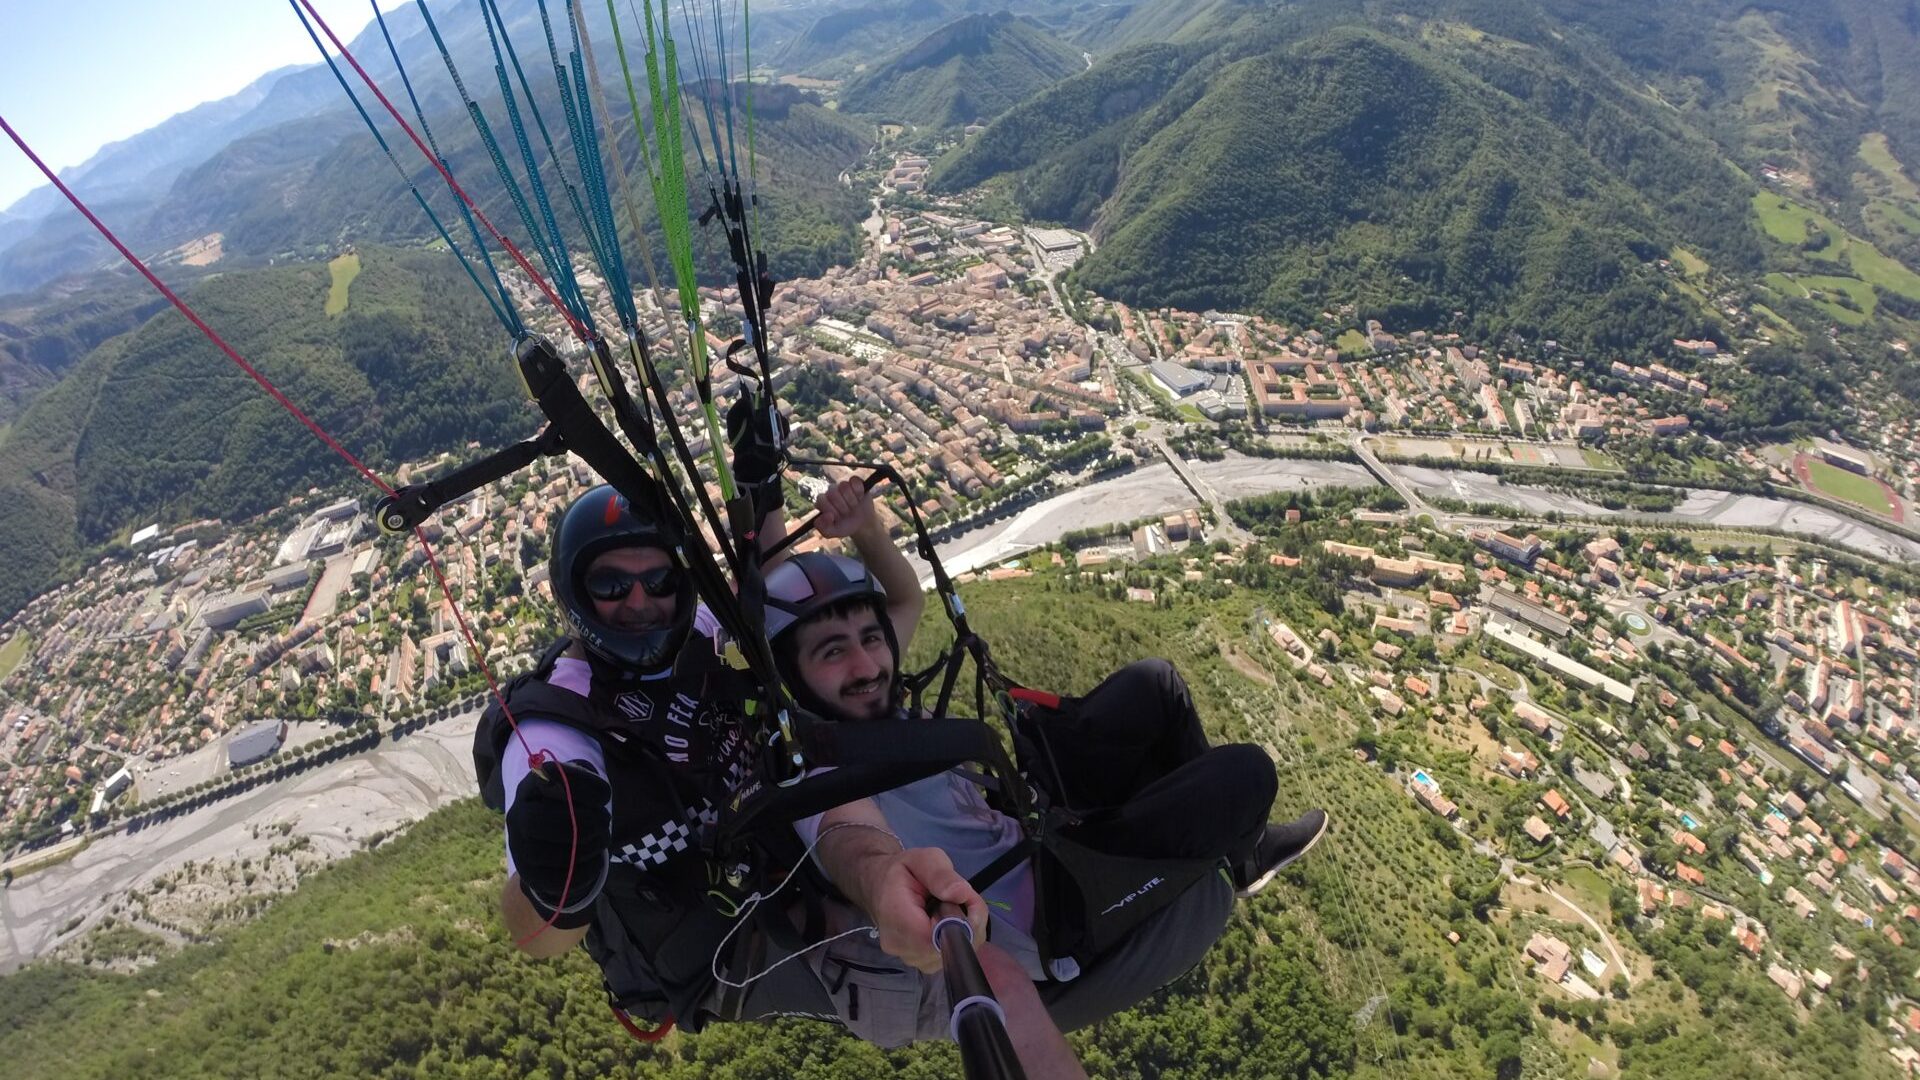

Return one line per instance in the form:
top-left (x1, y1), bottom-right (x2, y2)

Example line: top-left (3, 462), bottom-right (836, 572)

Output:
top-left (840, 676), bottom-right (889, 696)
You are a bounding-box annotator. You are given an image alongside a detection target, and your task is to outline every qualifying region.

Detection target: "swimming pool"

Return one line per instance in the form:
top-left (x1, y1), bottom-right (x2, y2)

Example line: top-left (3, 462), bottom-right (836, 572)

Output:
top-left (1681, 812), bottom-right (1699, 830)
top-left (1413, 769), bottom-right (1434, 787)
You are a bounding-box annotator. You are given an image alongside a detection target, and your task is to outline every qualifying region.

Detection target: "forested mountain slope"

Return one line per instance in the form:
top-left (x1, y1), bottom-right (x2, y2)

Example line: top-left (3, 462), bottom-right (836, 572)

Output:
top-left (0, 279), bottom-right (167, 426)
top-left (0, 247), bottom-right (534, 620)
top-left (771, 0), bottom-right (962, 78)
top-left (121, 78), bottom-right (869, 287)
top-left (0, 0), bottom-right (872, 297)
top-left (941, 27), bottom-right (1739, 355)
top-left (838, 12), bottom-right (1086, 128)
top-left (931, 0), bottom-right (1920, 359)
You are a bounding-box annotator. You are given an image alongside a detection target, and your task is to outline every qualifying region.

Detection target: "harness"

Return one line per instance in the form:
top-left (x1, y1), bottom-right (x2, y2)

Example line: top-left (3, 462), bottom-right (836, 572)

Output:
top-left (472, 638), bottom-right (1039, 1036)
top-left (985, 689), bottom-right (1222, 969)
top-left (767, 458), bottom-right (1216, 976)
top-left (473, 639), bottom-right (744, 1034)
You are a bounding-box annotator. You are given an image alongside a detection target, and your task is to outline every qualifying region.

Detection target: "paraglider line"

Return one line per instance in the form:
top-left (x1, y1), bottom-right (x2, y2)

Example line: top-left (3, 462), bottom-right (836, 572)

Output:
top-left (0, 113), bottom-right (394, 497)
top-left (292, 0), bottom-right (593, 346)
top-left (0, 109), bottom-right (576, 944)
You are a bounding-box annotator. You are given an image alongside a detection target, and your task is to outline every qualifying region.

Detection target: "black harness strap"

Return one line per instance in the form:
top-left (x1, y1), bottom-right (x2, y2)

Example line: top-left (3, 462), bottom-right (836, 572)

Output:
top-left (717, 714), bottom-right (1025, 851)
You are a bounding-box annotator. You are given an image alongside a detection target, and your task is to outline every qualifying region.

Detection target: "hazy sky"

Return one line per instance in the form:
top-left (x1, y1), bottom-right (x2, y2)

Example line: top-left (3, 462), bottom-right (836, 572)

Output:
top-left (0, 0), bottom-right (411, 211)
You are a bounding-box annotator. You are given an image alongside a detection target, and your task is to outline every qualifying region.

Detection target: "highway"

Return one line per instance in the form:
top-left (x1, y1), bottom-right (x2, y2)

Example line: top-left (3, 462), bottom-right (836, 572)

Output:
top-left (1350, 434), bottom-right (1446, 526)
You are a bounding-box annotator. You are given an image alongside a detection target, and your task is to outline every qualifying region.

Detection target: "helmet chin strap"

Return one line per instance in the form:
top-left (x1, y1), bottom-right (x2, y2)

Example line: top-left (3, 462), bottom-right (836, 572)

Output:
top-left (582, 645), bottom-right (655, 689)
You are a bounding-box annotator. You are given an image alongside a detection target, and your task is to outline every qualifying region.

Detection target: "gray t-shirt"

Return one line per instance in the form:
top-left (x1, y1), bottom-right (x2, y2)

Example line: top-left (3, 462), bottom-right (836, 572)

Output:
top-left (797, 770), bottom-right (1078, 983)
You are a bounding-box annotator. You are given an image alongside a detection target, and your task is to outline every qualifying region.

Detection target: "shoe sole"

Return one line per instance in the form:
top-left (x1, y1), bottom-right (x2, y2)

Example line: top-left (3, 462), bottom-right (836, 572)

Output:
top-left (1236, 812), bottom-right (1331, 898)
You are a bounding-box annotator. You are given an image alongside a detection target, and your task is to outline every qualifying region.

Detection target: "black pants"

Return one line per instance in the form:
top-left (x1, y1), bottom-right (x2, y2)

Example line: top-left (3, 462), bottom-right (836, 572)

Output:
top-left (1030, 659), bottom-right (1276, 866)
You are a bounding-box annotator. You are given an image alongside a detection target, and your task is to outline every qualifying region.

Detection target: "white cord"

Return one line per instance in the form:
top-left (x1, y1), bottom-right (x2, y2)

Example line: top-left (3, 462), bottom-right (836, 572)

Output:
top-left (709, 821), bottom-right (903, 989)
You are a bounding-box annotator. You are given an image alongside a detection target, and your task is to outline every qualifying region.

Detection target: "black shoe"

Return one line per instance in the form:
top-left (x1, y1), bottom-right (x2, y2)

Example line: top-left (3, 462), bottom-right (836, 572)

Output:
top-left (1234, 809), bottom-right (1330, 897)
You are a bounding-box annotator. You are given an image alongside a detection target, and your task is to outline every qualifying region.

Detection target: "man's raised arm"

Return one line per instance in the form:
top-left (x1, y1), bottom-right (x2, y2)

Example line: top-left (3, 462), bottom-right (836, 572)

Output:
top-left (813, 479), bottom-right (926, 654)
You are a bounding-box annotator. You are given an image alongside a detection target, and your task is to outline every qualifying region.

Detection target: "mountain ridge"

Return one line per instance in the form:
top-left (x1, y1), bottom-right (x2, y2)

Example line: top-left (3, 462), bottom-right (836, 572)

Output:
top-left (3, 65), bottom-right (308, 223)
top-left (938, 26), bottom-right (1740, 354)
top-left (839, 11), bottom-right (1085, 129)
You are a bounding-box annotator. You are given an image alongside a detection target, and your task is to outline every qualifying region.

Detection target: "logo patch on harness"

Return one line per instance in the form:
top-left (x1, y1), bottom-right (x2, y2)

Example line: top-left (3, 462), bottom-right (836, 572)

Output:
top-left (1099, 875), bottom-right (1166, 916)
top-left (614, 691), bottom-right (654, 722)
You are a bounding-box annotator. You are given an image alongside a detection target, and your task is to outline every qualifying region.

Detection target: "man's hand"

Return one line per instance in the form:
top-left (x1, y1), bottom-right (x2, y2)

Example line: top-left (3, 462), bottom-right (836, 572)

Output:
top-left (852, 846), bottom-right (989, 974)
top-left (813, 478), bottom-right (883, 543)
top-left (505, 759), bottom-right (612, 925)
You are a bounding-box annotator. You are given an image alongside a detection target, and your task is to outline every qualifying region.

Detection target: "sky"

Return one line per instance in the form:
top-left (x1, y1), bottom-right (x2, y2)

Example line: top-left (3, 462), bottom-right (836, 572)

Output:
top-left (0, 0), bottom-right (411, 211)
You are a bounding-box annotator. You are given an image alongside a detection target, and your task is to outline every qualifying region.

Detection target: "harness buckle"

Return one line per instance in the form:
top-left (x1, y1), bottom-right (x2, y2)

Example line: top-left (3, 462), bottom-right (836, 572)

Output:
top-left (767, 709), bottom-right (806, 786)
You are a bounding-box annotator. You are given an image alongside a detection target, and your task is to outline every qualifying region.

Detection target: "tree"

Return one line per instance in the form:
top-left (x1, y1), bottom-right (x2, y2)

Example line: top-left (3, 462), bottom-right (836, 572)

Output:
top-left (1482, 1030), bottom-right (1524, 1080)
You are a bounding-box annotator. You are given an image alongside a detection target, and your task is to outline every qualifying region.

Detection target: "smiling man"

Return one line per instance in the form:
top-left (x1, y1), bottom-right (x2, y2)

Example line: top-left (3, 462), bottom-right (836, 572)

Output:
top-left (763, 483), bottom-right (1330, 1042)
top-left (469, 414), bottom-right (1019, 1053)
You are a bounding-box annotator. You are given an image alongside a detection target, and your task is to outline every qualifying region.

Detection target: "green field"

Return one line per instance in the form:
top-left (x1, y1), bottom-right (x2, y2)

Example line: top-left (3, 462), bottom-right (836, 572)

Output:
top-left (1859, 134), bottom-right (1920, 200)
top-left (1803, 457), bottom-right (1894, 516)
top-left (1764, 271), bottom-right (1875, 324)
top-left (1753, 191), bottom-right (1920, 318)
top-left (0, 632), bottom-right (29, 680)
top-left (1843, 237), bottom-right (1920, 300)
top-left (1687, 456), bottom-right (1727, 482)
top-left (324, 253), bottom-right (361, 316)
top-left (1669, 246), bottom-right (1708, 277)
top-left (1748, 302), bottom-right (1803, 340)
top-left (1559, 865), bottom-right (1613, 918)
top-left (1454, 648), bottom-right (1521, 691)
top-left (1754, 192), bottom-right (1832, 249)
top-left (1856, 133), bottom-right (1920, 248)
top-left (1335, 328), bottom-right (1371, 355)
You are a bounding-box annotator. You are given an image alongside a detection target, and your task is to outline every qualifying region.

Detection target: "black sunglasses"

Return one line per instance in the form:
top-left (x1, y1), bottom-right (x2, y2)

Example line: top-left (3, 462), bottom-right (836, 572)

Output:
top-left (583, 564), bottom-right (682, 603)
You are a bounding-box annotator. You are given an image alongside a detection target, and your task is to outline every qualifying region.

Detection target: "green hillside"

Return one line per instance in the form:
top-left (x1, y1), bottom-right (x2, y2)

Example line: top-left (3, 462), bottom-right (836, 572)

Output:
top-left (942, 29), bottom-right (1735, 355)
top-left (0, 277), bottom-right (168, 426)
top-left (0, 247), bottom-right (535, 619)
top-left (771, 0), bottom-right (959, 78)
top-left (143, 81), bottom-right (870, 287)
top-left (0, 0), bottom-right (875, 297)
top-left (839, 12), bottom-right (1086, 129)
top-left (929, 0), bottom-right (1920, 359)
top-left (932, 41), bottom-right (1204, 225)
top-left (5, 559), bottom-right (1912, 1078)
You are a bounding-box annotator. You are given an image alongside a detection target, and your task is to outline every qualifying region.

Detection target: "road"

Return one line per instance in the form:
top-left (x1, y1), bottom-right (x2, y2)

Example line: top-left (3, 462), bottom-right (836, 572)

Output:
top-left (1513, 873), bottom-right (1634, 987)
top-left (1388, 464), bottom-right (1920, 563)
top-left (1146, 431), bottom-right (1253, 545)
top-left (1351, 435), bottom-right (1446, 526)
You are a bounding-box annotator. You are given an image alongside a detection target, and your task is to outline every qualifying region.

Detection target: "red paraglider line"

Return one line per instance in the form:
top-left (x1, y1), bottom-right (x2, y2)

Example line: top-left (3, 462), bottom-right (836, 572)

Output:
top-left (0, 111), bottom-right (577, 946)
top-left (0, 114), bottom-right (396, 497)
top-left (291, 0), bottom-right (594, 346)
